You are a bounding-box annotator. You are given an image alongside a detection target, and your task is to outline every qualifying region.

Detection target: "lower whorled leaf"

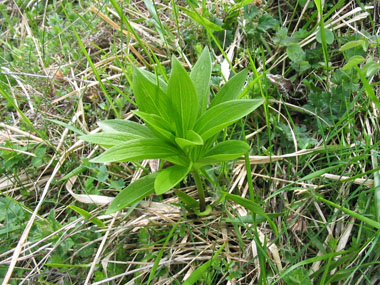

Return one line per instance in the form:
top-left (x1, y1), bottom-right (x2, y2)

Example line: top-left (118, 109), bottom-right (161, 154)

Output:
top-left (90, 138), bottom-right (178, 163)
top-left (195, 140), bottom-right (249, 167)
top-left (154, 164), bottom-right (191, 195)
top-left (98, 119), bottom-right (154, 138)
top-left (106, 172), bottom-right (157, 214)
top-left (80, 133), bottom-right (142, 147)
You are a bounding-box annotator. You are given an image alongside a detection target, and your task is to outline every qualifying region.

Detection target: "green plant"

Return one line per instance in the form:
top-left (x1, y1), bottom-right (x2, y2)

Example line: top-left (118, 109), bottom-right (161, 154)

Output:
top-left (80, 47), bottom-right (264, 214)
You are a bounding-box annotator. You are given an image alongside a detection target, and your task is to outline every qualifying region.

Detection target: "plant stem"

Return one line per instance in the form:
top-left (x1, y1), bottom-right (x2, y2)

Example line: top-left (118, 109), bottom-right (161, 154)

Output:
top-left (192, 170), bottom-right (206, 212)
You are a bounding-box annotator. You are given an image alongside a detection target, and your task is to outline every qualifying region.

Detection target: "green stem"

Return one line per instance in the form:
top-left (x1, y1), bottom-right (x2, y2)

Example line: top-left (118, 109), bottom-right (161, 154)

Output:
top-left (192, 170), bottom-right (206, 212)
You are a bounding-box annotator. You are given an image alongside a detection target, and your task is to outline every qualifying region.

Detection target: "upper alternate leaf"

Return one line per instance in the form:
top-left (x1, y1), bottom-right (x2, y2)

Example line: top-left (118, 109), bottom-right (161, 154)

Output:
top-left (194, 99), bottom-right (264, 141)
top-left (167, 57), bottom-right (199, 137)
top-left (136, 67), bottom-right (168, 93)
top-left (133, 110), bottom-right (175, 142)
top-left (133, 68), bottom-right (171, 121)
top-left (175, 129), bottom-right (204, 149)
top-left (190, 47), bottom-right (212, 115)
top-left (210, 69), bottom-right (248, 107)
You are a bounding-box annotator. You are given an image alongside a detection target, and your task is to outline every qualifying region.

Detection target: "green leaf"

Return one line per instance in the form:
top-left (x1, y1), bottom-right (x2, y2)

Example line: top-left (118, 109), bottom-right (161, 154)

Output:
top-left (46, 119), bottom-right (85, 136)
top-left (257, 14), bottom-right (278, 32)
top-left (167, 57), bottom-right (199, 136)
top-left (175, 130), bottom-right (204, 149)
top-left (342, 55), bottom-right (365, 71)
top-left (316, 28), bottom-right (334, 45)
top-left (90, 138), bottom-right (178, 163)
top-left (98, 119), bottom-right (154, 138)
top-left (136, 68), bottom-right (168, 92)
top-left (68, 205), bottom-right (105, 227)
top-left (183, 243), bottom-right (226, 285)
top-left (133, 67), bottom-right (171, 120)
top-left (174, 189), bottom-right (199, 208)
top-left (190, 46), bottom-right (212, 115)
top-left (180, 6), bottom-right (224, 32)
top-left (80, 133), bottom-right (142, 147)
top-left (59, 165), bottom-right (87, 181)
top-left (194, 99), bottom-right (264, 141)
top-left (133, 110), bottom-right (175, 142)
top-left (298, 164), bottom-right (343, 181)
top-left (356, 67), bottom-right (380, 114)
top-left (316, 194), bottom-right (380, 230)
top-left (106, 172), bottom-right (157, 214)
top-left (287, 44), bottom-right (306, 63)
top-left (210, 69), bottom-right (248, 107)
top-left (195, 140), bottom-right (249, 166)
top-left (225, 212), bottom-right (284, 224)
top-left (363, 61), bottom-right (380, 77)
top-left (340, 39), bottom-right (368, 52)
top-left (221, 191), bottom-right (279, 236)
top-left (154, 164), bottom-right (191, 195)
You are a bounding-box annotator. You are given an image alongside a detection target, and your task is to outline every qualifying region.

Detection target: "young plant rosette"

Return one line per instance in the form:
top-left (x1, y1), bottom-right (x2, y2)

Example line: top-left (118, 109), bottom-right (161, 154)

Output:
top-left (80, 47), bottom-right (264, 215)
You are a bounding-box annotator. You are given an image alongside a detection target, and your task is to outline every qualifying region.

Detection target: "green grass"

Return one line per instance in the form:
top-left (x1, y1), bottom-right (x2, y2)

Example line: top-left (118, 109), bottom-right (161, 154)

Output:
top-left (1, 0), bottom-right (380, 284)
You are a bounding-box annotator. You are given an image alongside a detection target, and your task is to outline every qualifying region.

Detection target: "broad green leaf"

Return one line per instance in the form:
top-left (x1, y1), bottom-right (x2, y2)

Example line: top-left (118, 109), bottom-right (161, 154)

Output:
top-left (80, 133), bottom-right (142, 147)
top-left (97, 119), bottom-right (154, 138)
top-left (167, 57), bottom-right (199, 136)
top-left (175, 130), bottom-right (204, 149)
top-left (133, 67), bottom-right (170, 120)
top-left (154, 164), bottom-right (191, 195)
top-left (194, 99), bottom-right (264, 141)
top-left (221, 191), bottom-right (279, 236)
top-left (68, 205), bottom-right (105, 227)
top-left (106, 172), bottom-right (157, 214)
top-left (342, 55), bottom-right (365, 71)
top-left (316, 28), bottom-right (334, 45)
top-left (180, 6), bottom-right (224, 32)
top-left (195, 140), bottom-right (249, 166)
top-left (137, 68), bottom-right (168, 93)
top-left (90, 138), bottom-right (178, 163)
top-left (133, 110), bottom-right (175, 142)
top-left (340, 39), bottom-right (368, 52)
top-left (210, 69), bottom-right (248, 107)
top-left (190, 46), bottom-right (212, 115)
top-left (287, 44), bottom-right (305, 63)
